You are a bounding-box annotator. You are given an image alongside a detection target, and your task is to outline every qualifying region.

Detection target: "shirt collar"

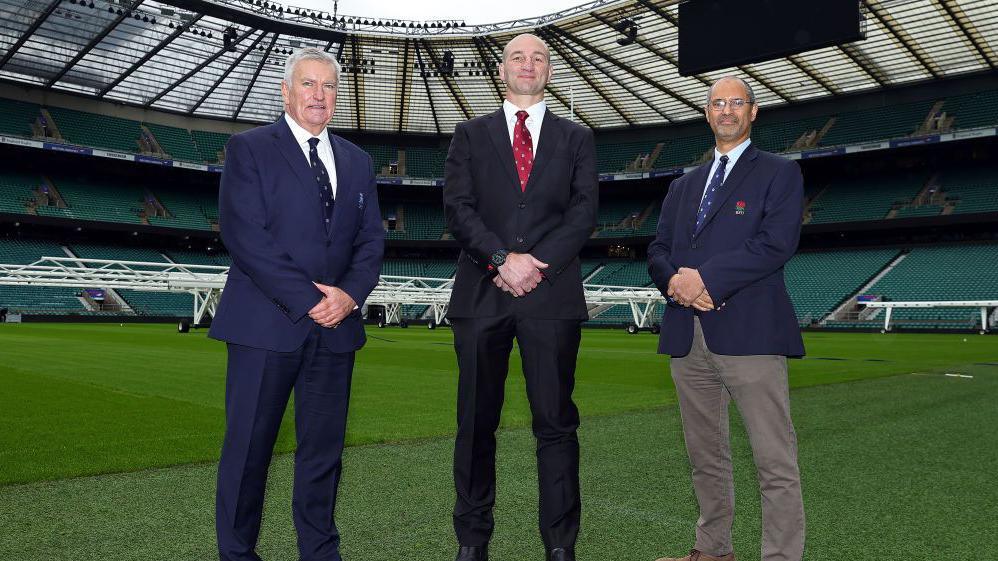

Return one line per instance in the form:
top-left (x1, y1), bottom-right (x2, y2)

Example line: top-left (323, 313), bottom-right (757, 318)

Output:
top-left (503, 99), bottom-right (546, 124)
top-left (284, 113), bottom-right (329, 147)
top-left (713, 137), bottom-right (752, 166)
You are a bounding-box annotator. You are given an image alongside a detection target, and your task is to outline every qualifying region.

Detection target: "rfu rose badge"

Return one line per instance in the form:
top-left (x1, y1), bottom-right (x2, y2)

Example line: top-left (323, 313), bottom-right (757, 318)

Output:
top-left (735, 200), bottom-right (746, 215)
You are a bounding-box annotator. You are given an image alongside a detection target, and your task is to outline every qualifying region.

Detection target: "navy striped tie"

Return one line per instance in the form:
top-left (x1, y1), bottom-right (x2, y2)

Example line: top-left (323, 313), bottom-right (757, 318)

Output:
top-left (307, 137), bottom-right (335, 230)
top-left (695, 154), bottom-right (728, 235)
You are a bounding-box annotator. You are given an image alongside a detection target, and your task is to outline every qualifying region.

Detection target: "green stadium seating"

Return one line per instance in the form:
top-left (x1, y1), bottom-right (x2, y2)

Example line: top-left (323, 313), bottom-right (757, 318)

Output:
top-left (0, 98), bottom-right (40, 137)
top-left (752, 115), bottom-right (829, 153)
top-left (45, 106), bottom-right (142, 153)
top-left (0, 239), bottom-right (88, 314)
top-left (41, 178), bottom-right (144, 225)
top-left (0, 171), bottom-right (42, 215)
top-left (380, 258), bottom-right (455, 280)
top-left (940, 166), bottom-right (998, 215)
top-left (163, 249), bottom-right (231, 267)
top-left (818, 100), bottom-right (934, 147)
top-left (191, 130), bottom-right (230, 163)
top-left (784, 248), bottom-right (899, 326)
top-left (941, 90), bottom-right (998, 130)
top-left (848, 244), bottom-right (998, 330)
top-left (587, 261), bottom-right (652, 287)
top-left (403, 147), bottom-right (447, 178)
top-left (144, 123), bottom-right (200, 162)
top-left (807, 173), bottom-right (926, 224)
top-left (383, 202), bottom-right (446, 240)
top-left (148, 189), bottom-right (216, 231)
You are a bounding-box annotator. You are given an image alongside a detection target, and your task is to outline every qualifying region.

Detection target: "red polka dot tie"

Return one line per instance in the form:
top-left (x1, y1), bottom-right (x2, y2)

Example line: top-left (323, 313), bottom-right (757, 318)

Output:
top-left (513, 110), bottom-right (533, 192)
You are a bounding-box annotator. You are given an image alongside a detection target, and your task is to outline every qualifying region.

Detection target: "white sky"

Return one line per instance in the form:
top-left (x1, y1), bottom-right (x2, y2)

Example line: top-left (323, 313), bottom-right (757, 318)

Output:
top-left (289, 0), bottom-right (590, 25)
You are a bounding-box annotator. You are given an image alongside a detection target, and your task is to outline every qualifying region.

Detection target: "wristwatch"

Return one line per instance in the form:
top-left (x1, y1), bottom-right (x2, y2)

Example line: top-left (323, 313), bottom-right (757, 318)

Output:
top-left (489, 249), bottom-right (509, 271)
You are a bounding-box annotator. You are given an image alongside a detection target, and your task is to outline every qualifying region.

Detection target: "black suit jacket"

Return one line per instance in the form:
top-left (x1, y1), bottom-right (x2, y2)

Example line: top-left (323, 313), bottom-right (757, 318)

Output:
top-left (443, 108), bottom-right (598, 319)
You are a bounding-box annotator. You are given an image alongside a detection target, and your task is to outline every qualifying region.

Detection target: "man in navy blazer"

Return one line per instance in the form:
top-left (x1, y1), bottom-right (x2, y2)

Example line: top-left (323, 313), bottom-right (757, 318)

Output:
top-left (209, 47), bottom-right (383, 561)
top-left (648, 77), bottom-right (805, 561)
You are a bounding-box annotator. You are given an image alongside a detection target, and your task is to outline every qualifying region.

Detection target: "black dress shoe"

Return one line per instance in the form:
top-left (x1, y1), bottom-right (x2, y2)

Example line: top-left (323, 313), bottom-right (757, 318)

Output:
top-left (455, 545), bottom-right (488, 561)
top-left (548, 547), bottom-right (575, 561)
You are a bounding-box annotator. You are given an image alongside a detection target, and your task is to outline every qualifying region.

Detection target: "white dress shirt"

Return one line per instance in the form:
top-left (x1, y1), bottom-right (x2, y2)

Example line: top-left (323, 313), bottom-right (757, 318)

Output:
top-left (502, 99), bottom-right (545, 154)
top-left (285, 113), bottom-right (337, 199)
top-left (701, 137), bottom-right (752, 203)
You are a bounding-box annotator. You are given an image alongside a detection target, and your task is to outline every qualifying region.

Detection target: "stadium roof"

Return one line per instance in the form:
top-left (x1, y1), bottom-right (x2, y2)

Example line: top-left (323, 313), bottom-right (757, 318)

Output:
top-left (1, 0), bottom-right (995, 134)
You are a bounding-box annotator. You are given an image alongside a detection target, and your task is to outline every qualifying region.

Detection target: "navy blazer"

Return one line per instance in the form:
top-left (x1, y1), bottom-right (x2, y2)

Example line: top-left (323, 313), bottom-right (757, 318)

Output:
top-left (648, 144), bottom-right (805, 357)
top-left (209, 116), bottom-right (384, 353)
top-left (443, 108), bottom-right (598, 320)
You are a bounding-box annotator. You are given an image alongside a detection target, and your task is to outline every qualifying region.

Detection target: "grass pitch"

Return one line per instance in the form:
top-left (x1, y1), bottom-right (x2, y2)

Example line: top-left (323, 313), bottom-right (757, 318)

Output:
top-left (1, 324), bottom-right (996, 560)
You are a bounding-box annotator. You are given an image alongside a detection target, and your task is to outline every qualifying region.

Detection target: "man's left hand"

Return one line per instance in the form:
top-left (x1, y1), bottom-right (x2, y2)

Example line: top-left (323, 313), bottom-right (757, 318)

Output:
top-left (672, 267), bottom-right (707, 305)
top-left (311, 283), bottom-right (357, 328)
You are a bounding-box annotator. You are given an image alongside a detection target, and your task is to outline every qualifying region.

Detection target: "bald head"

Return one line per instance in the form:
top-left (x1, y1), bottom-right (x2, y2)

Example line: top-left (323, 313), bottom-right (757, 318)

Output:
top-left (706, 76), bottom-right (755, 106)
top-left (502, 33), bottom-right (550, 64)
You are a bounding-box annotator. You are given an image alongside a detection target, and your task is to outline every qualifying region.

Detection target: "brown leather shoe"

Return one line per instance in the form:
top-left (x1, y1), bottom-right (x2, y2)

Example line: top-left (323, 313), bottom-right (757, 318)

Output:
top-left (655, 549), bottom-right (735, 561)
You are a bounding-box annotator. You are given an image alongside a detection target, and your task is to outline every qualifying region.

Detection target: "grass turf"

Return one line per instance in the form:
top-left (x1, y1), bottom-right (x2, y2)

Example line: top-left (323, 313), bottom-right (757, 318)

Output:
top-left (0, 365), bottom-right (995, 560)
top-left (1, 324), bottom-right (996, 484)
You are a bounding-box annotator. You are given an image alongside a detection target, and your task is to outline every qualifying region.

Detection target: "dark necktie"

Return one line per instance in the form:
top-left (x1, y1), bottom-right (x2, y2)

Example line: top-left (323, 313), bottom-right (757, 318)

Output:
top-left (695, 154), bottom-right (729, 235)
top-left (307, 136), bottom-right (335, 229)
top-left (513, 110), bottom-right (533, 192)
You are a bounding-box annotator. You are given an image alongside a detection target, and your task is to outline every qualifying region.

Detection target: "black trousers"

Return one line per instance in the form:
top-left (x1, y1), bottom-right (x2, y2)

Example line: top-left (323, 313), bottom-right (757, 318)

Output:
top-left (451, 314), bottom-right (582, 550)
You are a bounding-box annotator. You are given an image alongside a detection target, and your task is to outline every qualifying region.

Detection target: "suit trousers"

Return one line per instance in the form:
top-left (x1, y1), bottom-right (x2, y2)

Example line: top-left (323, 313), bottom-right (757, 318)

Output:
top-left (670, 317), bottom-right (804, 561)
top-left (451, 314), bottom-right (582, 550)
top-left (216, 326), bottom-right (354, 561)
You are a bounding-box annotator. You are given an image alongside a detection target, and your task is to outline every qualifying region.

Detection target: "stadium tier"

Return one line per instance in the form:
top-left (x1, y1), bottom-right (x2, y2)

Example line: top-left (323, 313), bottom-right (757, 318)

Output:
top-left (939, 166), bottom-right (998, 215)
top-left (383, 202), bottom-right (447, 240)
top-left (0, 239), bottom-right (86, 315)
top-left (39, 178), bottom-right (145, 225)
top-left (817, 99), bottom-right (934, 147)
top-left (163, 249), bottom-right (232, 267)
top-left (0, 171), bottom-right (41, 215)
top-left (842, 244), bottom-right (998, 330)
top-left (148, 189), bottom-right (218, 231)
top-left (785, 248), bottom-right (900, 326)
top-left (806, 172), bottom-right (928, 224)
top-left (0, 97), bottom-right (40, 138)
top-left (4, 87), bottom-right (995, 177)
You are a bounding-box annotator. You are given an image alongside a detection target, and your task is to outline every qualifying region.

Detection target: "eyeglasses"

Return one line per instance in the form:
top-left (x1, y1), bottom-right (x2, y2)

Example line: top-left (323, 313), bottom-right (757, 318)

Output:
top-left (707, 98), bottom-right (753, 111)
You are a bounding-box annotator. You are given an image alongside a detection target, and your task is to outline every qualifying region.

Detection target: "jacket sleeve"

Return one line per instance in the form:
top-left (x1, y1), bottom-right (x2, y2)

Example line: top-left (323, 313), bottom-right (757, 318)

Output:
top-left (647, 175), bottom-right (685, 296)
top-left (698, 159), bottom-right (804, 302)
top-left (528, 127), bottom-right (599, 278)
top-left (337, 153), bottom-right (385, 308)
top-left (218, 133), bottom-right (322, 322)
top-left (443, 121), bottom-right (506, 273)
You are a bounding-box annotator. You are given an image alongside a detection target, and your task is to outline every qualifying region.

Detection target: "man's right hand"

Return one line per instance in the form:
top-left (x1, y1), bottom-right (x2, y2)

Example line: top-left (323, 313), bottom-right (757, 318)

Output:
top-left (497, 253), bottom-right (548, 297)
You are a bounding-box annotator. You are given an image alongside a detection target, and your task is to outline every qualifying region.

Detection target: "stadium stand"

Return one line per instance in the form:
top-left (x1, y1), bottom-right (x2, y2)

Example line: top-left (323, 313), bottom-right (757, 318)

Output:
top-left (380, 258), bottom-right (456, 279)
top-left (0, 171), bottom-right (41, 215)
top-left (830, 244), bottom-right (998, 330)
top-left (0, 239), bottom-right (89, 314)
top-left (148, 189), bottom-right (218, 231)
top-left (383, 202), bottom-right (447, 240)
top-left (38, 178), bottom-right (144, 225)
top-left (163, 249), bottom-right (232, 267)
top-left (0, 98), bottom-right (40, 137)
top-left (587, 261), bottom-right (652, 287)
top-left (144, 123), bottom-right (201, 162)
top-left (191, 129), bottom-right (230, 163)
top-left (941, 90), bottom-right (998, 130)
top-left (818, 100), bottom-right (934, 147)
top-left (806, 172), bottom-right (927, 224)
top-left (940, 166), bottom-right (998, 215)
top-left (784, 248), bottom-right (899, 326)
top-left (45, 106), bottom-right (143, 153)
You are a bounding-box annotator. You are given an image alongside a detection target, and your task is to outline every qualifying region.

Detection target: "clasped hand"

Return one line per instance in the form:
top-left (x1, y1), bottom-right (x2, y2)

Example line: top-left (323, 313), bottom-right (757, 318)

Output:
top-left (492, 253), bottom-right (548, 297)
top-left (668, 267), bottom-right (717, 311)
top-left (308, 283), bottom-right (356, 328)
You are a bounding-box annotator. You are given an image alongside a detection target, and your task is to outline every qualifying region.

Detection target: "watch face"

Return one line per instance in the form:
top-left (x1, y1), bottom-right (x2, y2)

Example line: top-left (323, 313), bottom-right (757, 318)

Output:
top-left (491, 251), bottom-right (506, 266)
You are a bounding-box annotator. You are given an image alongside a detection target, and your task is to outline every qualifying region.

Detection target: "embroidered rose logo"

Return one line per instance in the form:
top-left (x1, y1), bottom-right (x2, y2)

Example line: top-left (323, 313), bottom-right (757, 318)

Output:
top-left (735, 200), bottom-right (746, 215)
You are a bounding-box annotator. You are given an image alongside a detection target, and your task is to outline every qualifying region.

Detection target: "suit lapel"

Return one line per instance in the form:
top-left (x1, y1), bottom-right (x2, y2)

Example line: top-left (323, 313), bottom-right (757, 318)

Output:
top-left (485, 109), bottom-right (520, 192)
top-left (273, 116), bottom-right (317, 196)
top-left (523, 111), bottom-right (563, 196)
top-left (682, 162), bottom-right (712, 235)
top-left (327, 132), bottom-right (352, 239)
top-left (694, 144), bottom-right (759, 239)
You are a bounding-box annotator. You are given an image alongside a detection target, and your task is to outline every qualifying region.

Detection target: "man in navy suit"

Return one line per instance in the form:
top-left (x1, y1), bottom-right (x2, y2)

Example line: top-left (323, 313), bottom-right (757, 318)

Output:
top-left (443, 33), bottom-right (597, 561)
top-left (648, 76), bottom-right (805, 561)
top-left (209, 47), bottom-right (384, 561)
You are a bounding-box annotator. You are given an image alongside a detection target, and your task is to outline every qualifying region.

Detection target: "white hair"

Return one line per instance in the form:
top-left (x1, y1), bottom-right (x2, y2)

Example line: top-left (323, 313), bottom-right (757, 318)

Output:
top-left (283, 47), bottom-right (341, 90)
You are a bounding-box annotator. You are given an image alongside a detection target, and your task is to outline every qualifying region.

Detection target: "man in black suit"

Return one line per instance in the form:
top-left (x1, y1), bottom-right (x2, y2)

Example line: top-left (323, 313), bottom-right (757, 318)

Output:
top-left (443, 33), bottom-right (598, 561)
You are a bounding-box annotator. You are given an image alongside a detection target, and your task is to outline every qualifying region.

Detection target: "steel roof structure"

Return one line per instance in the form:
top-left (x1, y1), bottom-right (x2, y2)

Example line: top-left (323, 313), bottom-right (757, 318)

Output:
top-left (1, 0), bottom-right (996, 134)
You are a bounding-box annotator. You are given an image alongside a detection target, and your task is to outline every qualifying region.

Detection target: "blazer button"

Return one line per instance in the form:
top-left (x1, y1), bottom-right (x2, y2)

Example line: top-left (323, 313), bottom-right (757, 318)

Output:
top-left (518, 202), bottom-right (526, 209)
top-left (516, 236), bottom-right (524, 244)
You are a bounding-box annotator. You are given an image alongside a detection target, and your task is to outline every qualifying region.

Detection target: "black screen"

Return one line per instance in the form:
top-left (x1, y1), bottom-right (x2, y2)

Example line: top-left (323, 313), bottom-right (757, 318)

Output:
top-left (678, 0), bottom-right (863, 76)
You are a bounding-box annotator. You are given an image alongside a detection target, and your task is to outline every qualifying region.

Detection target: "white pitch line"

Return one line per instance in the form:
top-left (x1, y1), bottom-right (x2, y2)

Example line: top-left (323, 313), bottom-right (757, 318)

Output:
top-left (944, 373), bottom-right (974, 379)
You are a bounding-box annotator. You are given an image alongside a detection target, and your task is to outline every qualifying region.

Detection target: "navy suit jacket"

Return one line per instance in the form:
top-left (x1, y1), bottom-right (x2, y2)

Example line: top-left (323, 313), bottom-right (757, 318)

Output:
top-left (209, 116), bottom-right (384, 353)
top-left (647, 144), bottom-right (805, 358)
top-left (443, 108), bottom-right (598, 320)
